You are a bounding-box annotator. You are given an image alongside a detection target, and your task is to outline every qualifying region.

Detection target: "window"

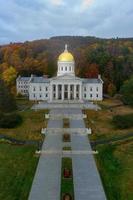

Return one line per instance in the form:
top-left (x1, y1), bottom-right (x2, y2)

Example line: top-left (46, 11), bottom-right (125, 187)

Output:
top-left (96, 94), bottom-right (99, 98)
top-left (76, 85), bottom-right (79, 91)
top-left (84, 87), bottom-right (86, 91)
top-left (69, 66), bottom-right (71, 71)
top-left (62, 67), bottom-right (63, 71)
top-left (46, 94), bottom-right (48, 97)
top-left (96, 87), bottom-right (98, 91)
top-left (40, 87), bottom-right (42, 91)
top-left (65, 67), bottom-right (67, 71)
top-left (53, 85), bottom-right (56, 91)
top-left (40, 94), bottom-right (42, 98)
top-left (46, 87), bottom-right (48, 91)
top-left (90, 94), bottom-right (93, 98)
top-left (33, 87), bottom-right (36, 91)
top-left (90, 87), bottom-right (93, 91)
top-left (84, 94), bottom-right (86, 98)
top-left (33, 94), bottom-right (36, 98)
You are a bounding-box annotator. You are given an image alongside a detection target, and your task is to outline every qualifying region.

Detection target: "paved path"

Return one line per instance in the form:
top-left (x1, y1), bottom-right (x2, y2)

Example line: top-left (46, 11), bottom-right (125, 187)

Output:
top-left (28, 111), bottom-right (62, 200)
top-left (29, 108), bottom-right (106, 200)
top-left (70, 118), bottom-right (106, 200)
top-left (61, 108), bottom-right (106, 200)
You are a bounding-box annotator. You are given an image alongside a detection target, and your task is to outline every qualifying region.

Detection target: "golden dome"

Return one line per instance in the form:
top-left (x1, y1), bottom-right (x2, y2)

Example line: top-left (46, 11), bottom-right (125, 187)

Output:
top-left (58, 44), bottom-right (74, 62)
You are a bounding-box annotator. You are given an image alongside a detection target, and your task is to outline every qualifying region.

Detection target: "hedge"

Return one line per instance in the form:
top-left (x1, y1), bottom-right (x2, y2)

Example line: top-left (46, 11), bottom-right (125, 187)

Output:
top-left (112, 113), bottom-right (133, 129)
top-left (0, 112), bottom-right (22, 128)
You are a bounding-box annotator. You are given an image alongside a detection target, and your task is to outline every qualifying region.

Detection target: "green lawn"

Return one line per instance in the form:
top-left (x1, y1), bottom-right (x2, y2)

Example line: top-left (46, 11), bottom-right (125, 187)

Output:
top-left (0, 98), bottom-right (48, 141)
top-left (85, 99), bottom-right (133, 200)
top-left (0, 143), bottom-right (39, 200)
top-left (95, 141), bottom-right (133, 200)
top-left (85, 99), bottom-right (133, 141)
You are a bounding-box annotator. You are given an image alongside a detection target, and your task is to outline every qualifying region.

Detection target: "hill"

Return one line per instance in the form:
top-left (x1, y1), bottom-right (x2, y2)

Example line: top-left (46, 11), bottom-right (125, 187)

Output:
top-left (0, 36), bottom-right (133, 93)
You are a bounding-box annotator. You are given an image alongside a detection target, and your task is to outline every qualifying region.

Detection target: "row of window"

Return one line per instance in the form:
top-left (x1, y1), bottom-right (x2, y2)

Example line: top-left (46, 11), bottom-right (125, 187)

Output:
top-left (33, 94), bottom-right (48, 98)
top-left (84, 94), bottom-right (99, 98)
top-left (19, 89), bottom-right (28, 93)
top-left (59, 66), bottom-right (73, 71)
top-left (84, 87), bottom-right (99, 92)
top-left (18, 81), bottom-right (28, 85)
top-left (18, 85), bottom-right (28, 89)
top-left (33, 87), bottom-right (48, 92)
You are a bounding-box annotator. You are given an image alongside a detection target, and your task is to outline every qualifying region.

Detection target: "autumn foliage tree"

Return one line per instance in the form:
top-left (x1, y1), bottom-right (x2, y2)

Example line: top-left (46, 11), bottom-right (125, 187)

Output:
top-left (107, 83), bottom-right (117, 97)
top-left (85, 63), bottom-right (99, 78)
top-left (2, 66), bottom-right (17, 86)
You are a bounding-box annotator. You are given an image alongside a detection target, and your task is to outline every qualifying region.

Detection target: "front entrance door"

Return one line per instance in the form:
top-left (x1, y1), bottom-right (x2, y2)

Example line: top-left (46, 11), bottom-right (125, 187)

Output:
top-left (64, 92), bottom-right (68, 100)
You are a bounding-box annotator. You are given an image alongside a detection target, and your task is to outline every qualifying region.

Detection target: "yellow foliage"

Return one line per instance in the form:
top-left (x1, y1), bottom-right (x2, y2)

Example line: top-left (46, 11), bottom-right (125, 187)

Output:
top-left (2, 66), bottom-right (17, 86)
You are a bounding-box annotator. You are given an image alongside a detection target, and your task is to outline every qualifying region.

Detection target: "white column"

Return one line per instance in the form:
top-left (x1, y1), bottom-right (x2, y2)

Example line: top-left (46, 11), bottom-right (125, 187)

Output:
top-left (74, 84), bottom-right (76, 100)
top-left (79, 84), bottom-right (82, 101)
top-left (56, 84), bottom-right (58, 100)
top-left (50, 84), bottom-right (53, 102)
top-left (68, 85), bottom-right (70, 100)
top-left (62, 85), bottom-right (64, 101)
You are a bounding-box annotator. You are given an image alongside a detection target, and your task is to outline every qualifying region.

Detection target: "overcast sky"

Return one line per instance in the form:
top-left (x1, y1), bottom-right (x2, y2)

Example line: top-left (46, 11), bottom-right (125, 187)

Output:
top-left (0, 0), bottom-right (133, 44)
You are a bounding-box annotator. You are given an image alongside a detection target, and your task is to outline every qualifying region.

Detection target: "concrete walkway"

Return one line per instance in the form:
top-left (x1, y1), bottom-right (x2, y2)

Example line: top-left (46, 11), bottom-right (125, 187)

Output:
top-left (70, 117), bottom-right (106, 200)
top-left (29, 108), bottom-right (106, 200)
top-left (28, 112), bottom-right (62, 200)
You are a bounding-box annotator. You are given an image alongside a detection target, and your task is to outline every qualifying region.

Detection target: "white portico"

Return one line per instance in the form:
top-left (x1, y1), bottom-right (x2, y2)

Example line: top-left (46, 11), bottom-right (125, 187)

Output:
top-left (16, 44), bottom-right (103, 102)
top-left (50, 75), bottom-right (82, 102)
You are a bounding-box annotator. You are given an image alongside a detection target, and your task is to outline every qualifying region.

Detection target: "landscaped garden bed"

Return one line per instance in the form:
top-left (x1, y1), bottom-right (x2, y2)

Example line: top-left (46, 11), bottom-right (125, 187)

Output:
top-left (61, 157), bottom-right (74, 200)
top-left (63, 118), bottom-right (70, 128)
top-left (62, 146), bottom-right (72, 151)
top-left (63, 134), bottom-right (71, 142)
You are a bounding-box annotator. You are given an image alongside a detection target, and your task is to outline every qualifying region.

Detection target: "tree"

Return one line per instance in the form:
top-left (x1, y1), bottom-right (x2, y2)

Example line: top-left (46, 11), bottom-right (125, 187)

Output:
top-left (85, 63), bottom-right (99, 78)
top-left (2, 66), bottom-right (17, 86)
top-left (120, 77), bottom-right (133, 106)
top-left (107, 83), bottom-right (117, 97)
top-left (0, 79), bottom-right (17, 112)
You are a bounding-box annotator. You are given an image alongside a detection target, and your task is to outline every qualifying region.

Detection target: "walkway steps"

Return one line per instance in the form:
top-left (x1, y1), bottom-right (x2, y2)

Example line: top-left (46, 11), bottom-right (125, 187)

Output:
top-left (44, 128), bottom-right (91, 135)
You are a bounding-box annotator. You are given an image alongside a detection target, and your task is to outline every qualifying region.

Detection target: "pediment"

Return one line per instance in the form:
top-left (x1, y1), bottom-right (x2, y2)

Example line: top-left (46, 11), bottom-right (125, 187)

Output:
top-left (51, 74), bottom-right (82, 81)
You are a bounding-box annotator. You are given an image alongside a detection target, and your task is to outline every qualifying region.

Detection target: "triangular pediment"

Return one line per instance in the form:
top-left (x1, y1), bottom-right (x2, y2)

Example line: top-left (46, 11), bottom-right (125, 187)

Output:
top-left (52, 74), bottom-right (82, 81)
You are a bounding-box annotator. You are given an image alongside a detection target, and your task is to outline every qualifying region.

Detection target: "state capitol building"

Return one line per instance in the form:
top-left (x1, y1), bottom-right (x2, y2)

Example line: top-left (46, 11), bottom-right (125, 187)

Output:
top-left (16, 45), bottom-right (103, 102)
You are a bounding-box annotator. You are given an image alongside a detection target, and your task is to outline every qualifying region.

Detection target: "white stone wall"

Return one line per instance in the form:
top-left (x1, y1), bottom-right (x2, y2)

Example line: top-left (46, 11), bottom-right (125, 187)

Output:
top-left (16, 79), bottom-right (29, 96)
top-left (29, 83), bottom-right (50, 101)
top-left (82, 83), bottom-right (103, 101)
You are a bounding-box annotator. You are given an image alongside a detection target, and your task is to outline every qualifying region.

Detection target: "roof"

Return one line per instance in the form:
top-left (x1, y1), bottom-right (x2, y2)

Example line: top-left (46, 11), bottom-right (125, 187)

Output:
top-left (82, 78), bottom-right (103, 84)
top-left (30, 77), bottom-right (50, 83)
top-left (17, 77), bottom-right (30, 81)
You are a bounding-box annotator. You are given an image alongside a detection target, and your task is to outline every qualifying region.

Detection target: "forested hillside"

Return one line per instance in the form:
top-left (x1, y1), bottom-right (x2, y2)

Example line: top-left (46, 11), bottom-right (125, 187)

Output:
top-left (0, 36), bottom-right (133, 95)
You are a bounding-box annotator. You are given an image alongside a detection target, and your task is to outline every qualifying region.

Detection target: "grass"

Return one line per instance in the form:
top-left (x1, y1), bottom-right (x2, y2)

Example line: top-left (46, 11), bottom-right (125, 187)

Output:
top-left (0, 143), bottom-right (39, 200)
top-left (85, 99), bottom-right (133, 199)
top-left (112, 113), bottom-right (133, 129)
top-left (95, 141), bottom-right (133, 200)
top-left (0, 99), bottom-right (48, 141)
top-left (61, 158), bottom-right (74, 200)
top-left (85, 99), bottom-right (133, 141)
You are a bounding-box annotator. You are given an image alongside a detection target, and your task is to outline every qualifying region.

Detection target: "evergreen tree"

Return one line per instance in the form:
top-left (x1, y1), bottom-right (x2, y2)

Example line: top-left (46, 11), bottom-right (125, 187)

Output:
top-left (0, 79), bottom-right (17, 112)
top-left (120, 77), bottom-right (133, 106)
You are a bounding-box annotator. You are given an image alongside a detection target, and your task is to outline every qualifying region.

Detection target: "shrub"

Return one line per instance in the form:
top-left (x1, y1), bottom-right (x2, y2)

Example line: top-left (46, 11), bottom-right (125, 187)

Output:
top-left (112, 114), bottom-right (133, 129)
top-left (0, 113), bottom-right (22, 128)
top-left (120, 77), bottom-right (133, 106)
